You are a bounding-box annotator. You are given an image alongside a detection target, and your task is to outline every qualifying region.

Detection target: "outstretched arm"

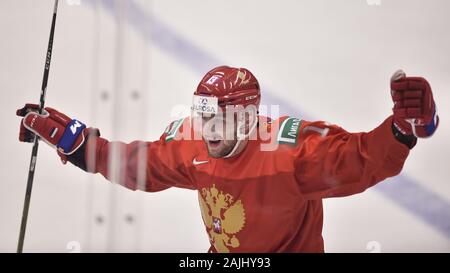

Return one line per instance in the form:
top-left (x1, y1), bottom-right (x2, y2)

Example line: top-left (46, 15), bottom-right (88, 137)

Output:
top-left (294, 116), bottom-right (410, 199)
top-left (16, 105), bottom-right (195, 192)
top-left (294, 70), bottom-right (438, 199)
top-left (68, 130), bottom-right (195, 192)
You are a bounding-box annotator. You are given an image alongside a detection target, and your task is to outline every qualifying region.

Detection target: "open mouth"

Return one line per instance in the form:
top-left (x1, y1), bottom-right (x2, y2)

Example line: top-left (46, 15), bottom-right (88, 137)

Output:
top-left (208, 139), bottom-right (221, 147)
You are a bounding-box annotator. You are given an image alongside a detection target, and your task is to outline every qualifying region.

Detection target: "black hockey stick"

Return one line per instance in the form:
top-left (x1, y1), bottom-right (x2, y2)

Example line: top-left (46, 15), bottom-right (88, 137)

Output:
top-left (17, 0), bottom-right (59, 253)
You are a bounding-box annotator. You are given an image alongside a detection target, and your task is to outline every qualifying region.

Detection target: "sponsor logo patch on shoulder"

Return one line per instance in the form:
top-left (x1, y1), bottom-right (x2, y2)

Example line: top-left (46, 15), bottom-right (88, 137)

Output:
top-left (277, 117), bottom-right (302, 145)
top-left (165, 118), bottom-right (184, 142)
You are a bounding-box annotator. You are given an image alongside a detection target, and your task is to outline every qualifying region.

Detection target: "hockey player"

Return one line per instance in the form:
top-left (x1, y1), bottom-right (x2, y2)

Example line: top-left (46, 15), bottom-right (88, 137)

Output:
top-left (16, 66), bottom-right (438, 252)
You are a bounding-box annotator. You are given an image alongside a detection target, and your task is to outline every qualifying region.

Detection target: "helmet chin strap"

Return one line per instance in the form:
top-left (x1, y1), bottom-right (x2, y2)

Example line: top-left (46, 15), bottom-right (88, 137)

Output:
top-left (223, 109), bottom-right (258, 159)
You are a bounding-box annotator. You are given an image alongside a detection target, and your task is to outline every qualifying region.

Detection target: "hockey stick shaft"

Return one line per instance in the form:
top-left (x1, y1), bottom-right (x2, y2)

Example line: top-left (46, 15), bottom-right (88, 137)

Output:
top-left (17, 0), bottom-right (59, 253)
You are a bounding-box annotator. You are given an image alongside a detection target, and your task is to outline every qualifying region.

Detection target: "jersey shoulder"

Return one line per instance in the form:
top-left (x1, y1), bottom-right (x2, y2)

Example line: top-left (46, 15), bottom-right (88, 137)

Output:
top-left (260, 116), bottom-right (303, 147)
top-left (161, 117), bottom-right (189, 143)
top-left (264, 116), bottom-right (336, 149)
top-left (160, 117), bottom-right (201, 143)
top-left (159, 117), bottom-right (205, 149)
top-left (271, 116), bottom-right (303, 146)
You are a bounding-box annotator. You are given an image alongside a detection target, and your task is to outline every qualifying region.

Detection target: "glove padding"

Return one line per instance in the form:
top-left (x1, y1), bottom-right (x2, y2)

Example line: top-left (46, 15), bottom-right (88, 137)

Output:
top-left (17, 103), bottom-right (87, 163)
top-left (390, 70), bottom-right (439, 138)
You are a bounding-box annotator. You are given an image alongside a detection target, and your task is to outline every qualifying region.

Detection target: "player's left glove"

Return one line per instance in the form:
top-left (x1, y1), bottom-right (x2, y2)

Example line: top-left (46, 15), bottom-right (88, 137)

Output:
top-left (390, 70), bottom-right (439, 138)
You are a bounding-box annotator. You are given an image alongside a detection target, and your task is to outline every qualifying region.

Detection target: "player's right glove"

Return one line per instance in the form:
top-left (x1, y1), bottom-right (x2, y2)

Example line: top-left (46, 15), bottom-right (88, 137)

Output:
top-left (16, 103), bottom-right (97, 164)
top-left (390, 70), bottom-right (439, 138)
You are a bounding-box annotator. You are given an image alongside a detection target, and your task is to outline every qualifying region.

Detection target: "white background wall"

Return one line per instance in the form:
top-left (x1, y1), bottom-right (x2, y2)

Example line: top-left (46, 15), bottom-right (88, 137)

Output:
top-left (0, 0), bottom-right (449, 252)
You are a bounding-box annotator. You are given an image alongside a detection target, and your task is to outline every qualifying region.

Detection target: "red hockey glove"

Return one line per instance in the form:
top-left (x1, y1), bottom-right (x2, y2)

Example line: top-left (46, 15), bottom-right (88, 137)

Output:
top-left (16, 104), bottom-right (87, 164)
top-left (390, 70), bottom-right (439, 138)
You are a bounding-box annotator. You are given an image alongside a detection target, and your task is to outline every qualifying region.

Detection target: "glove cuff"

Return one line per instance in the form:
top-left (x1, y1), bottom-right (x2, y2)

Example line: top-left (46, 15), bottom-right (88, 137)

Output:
top-left (392, 122), bottom-right (417, 149)
top-left (65, 128), bottom-right (100, 172)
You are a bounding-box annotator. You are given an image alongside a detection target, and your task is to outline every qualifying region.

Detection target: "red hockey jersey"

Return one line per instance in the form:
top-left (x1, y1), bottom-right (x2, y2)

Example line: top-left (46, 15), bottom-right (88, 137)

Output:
top-left (85, 115), bottom-right (410, 252)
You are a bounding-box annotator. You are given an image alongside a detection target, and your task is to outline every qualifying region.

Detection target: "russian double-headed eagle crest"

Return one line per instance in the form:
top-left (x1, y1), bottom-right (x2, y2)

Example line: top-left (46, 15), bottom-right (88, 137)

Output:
top-left (198, 184), bottom-right (246, 253)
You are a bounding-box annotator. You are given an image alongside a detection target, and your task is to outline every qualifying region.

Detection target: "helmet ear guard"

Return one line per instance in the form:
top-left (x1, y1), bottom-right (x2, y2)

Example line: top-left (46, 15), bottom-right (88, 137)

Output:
top-left (236, 104), bottom-right (258, 140)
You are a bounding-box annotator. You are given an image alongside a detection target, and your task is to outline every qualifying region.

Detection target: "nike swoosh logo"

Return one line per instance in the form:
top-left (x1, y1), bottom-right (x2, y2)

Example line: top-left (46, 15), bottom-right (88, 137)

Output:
top-left (193, 158), bottom-right (209, 165)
